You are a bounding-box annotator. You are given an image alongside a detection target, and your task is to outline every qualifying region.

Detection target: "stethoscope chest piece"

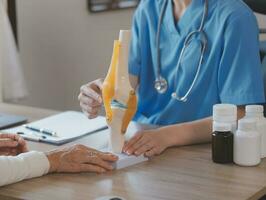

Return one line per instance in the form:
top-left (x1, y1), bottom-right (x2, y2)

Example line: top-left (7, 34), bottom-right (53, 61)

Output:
top-left (154, 76), bottom-right (168, 94)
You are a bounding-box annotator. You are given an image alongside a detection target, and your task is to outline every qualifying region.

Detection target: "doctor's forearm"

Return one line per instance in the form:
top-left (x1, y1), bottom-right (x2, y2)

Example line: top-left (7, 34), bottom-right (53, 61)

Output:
top-left (161, 117), bottom-right (213, 147)
top-left (161, 106), bottom-right (245, 147)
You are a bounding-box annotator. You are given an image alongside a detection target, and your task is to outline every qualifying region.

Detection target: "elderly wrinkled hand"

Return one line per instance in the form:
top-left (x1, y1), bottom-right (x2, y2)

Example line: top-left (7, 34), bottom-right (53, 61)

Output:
top-left (46, 144), bottom-right (118, 174)
top-left (0, 133), bottom-right (28, 156)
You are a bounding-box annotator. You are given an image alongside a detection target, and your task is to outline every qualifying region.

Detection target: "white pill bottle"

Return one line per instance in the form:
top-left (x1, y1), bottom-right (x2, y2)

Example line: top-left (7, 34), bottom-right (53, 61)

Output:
top-left (244, 105), bottom-right (266, 158)
top-left (213, 104), bottom-right (237, 133)
top-left (234, 119), bottom-right (261, 166)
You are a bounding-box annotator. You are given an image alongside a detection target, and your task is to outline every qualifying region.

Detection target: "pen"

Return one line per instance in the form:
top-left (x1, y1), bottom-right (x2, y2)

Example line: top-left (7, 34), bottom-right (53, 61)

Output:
top-left (17, 132), bottom-right (43, 142)
top-left (23, 125), bottom-right (57, 137)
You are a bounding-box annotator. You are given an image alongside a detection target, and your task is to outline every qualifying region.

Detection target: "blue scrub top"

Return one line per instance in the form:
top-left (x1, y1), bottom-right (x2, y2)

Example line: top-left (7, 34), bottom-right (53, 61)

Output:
top-left (129, 0), bottom-right (265, 125)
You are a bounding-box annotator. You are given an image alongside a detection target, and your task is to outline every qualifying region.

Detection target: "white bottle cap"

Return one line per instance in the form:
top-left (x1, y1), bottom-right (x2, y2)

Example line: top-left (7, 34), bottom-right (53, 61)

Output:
top-left (213, 123), bottom-right (231, 132)
top-left (213, 104), bottom-right (237, 121)
top-left (238, 119), bottom-right (256, 131)
top-left (119, 30), bottom-right (131, 44)
top-left (245, 105), bottom-right (264, 113)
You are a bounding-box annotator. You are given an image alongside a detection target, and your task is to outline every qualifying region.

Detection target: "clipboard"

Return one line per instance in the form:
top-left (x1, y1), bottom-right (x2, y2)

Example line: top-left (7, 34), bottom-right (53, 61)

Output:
top-left (3, 111), bottom-right (108, 145)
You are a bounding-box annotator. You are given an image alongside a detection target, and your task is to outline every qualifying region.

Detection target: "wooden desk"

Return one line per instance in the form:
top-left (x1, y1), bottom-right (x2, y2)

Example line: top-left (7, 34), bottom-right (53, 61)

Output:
top-left (0, 103), bottom-right (265, 200)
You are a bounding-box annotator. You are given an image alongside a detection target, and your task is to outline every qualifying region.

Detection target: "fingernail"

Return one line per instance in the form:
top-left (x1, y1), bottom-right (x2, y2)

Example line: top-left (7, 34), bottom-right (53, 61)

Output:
top-left (126, 151), bottom-right (131, 155)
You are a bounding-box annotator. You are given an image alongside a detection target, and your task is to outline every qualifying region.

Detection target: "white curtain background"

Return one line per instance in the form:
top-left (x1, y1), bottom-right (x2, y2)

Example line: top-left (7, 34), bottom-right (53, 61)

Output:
top-left (0, 0), bottom-right (28, 102)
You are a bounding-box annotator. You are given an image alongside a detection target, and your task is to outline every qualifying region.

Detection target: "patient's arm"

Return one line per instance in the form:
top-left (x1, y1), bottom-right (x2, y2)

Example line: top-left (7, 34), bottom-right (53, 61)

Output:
top-left (102, 30), bottom-right (137, 153)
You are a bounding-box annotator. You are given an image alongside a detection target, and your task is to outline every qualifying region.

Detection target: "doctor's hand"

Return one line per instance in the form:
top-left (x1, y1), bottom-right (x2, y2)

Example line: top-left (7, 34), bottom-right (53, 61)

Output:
top-left (78, 79), bottom-right (103, 119)
top-left (123, 129), bottom-right (170, 157)
top-left (46, 144), bottom-right (118, 174)
top-left (0, 133), bottom-right (28, 156)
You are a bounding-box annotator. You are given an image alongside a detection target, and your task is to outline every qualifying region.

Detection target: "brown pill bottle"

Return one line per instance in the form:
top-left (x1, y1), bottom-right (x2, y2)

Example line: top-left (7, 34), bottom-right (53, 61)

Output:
top-left (212, 123), bottom-right (233, 164)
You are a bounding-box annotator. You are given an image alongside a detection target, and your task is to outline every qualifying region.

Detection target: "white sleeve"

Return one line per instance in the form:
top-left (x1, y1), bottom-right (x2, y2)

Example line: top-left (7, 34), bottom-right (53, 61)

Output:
top-left (0, 151), bottom-right (50, 187)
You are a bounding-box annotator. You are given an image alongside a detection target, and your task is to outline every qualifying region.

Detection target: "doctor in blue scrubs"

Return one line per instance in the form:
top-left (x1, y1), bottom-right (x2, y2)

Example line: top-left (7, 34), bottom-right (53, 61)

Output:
top-left (79, 0), bottom-right (265, 157)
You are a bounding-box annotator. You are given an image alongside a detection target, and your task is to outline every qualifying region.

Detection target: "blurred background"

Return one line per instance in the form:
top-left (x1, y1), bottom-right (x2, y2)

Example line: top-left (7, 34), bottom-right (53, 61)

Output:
top-left (4, 0), bottom-right (266, 111)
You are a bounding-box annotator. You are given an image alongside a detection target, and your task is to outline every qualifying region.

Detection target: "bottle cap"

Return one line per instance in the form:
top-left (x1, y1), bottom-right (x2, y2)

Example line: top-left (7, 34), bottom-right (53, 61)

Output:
top-left (213, 123), bottom-right (231, 132)
top-left (119, 30), bottom-right (131, 45)
top-left (245, 105), bottom-right (264, 113)
top-left (238, 119), bottom-right (256, 131)
top-left (213, 104), bottom-right (237, 121)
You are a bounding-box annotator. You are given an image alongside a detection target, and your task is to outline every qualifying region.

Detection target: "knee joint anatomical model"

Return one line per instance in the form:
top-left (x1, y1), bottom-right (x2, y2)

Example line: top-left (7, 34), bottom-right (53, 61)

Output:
top-left (102, 30), bottom-right (137, 153)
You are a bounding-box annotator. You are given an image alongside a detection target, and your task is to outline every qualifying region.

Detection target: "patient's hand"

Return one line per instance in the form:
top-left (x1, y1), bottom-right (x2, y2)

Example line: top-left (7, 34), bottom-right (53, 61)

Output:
top-left (46, 144), bottom-right (118, 174)
top-left (78, 79), bottom-right (103, 119)
top-left (0, 133), bottom-right (28, 156)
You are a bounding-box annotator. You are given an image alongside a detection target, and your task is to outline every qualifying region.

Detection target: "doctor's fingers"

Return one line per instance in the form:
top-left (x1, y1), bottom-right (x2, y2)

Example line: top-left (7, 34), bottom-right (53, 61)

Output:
top-left (87, 78), bottom-right (104, 91)
top-left (133, 141), bottom-right (154, 156)
top-left (144, 148), bottom-right (158, 158)
top-left (126, 137), bottom-right (150, 155)
top-left (83, 112), bottom-right (99, 120)
top-left (80, 84), bottom-right (102, 104)
top-left (79, 93), bottom-right (101, 107)
top-left (81, 104), bottom-right (100, 119)
top-left (123, 132), bottom-right (143, 153)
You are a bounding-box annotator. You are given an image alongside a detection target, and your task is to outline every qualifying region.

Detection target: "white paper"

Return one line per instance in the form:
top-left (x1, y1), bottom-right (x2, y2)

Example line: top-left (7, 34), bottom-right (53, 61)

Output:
top-left (4, 111), bottom-right (107, 145)
top-left (101, 148), bottom-right (148, 169)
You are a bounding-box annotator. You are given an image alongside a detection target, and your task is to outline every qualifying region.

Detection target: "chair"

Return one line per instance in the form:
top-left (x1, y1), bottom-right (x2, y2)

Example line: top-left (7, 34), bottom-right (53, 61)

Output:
top-left (243, 0), bottom-right (266, 116)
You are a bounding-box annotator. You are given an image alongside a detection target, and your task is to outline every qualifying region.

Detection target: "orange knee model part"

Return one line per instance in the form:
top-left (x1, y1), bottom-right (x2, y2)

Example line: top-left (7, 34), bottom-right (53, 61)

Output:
top-left (121, 90), bottom-right (137, 134)
top-left (102, 40), bottom-right (120, 124)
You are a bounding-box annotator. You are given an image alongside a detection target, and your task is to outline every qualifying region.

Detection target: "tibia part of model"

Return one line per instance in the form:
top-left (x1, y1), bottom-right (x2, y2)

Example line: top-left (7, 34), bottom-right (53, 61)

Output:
top-left (114, 30), bottom-right (134, 105)
top-left (109, 107), bottom-right (126, 153)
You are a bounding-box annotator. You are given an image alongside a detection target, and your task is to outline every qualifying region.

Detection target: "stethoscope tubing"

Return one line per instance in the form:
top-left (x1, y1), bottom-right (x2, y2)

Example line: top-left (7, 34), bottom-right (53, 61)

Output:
top-left (155, 0), bottom-right (209, 101)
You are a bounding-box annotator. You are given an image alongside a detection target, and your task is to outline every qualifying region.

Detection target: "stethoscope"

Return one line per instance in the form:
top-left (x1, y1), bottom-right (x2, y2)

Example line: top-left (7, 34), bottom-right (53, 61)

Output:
top-left (155, 0), bottom-right (209, 102)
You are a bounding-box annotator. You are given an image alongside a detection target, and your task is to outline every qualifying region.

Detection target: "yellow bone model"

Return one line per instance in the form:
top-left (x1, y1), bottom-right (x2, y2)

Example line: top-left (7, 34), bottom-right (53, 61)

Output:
top-left (102, 30), bottom-right (137, 153)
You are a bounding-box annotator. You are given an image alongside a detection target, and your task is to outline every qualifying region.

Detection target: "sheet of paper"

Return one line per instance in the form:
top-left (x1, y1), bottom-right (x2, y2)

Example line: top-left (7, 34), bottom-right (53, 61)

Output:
top-left (113, 153), bottom-right (148, 170)
top-left (101, 148), bottom-right (148, 169)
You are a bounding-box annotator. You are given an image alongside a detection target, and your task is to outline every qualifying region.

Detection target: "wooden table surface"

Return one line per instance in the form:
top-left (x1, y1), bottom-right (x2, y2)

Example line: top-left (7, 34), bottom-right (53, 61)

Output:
top-left (0, 103), bottom-right (265, 200)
